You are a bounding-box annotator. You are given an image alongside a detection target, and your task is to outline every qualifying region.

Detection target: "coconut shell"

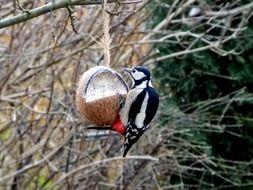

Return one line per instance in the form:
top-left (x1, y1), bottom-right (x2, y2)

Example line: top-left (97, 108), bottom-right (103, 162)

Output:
top-left (76, 66), bottom-right (128, 126)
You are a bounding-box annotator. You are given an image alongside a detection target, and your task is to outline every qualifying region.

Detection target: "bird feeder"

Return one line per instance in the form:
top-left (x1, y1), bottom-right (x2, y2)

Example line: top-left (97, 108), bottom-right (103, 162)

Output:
top-left (76, 66), bottom-right (128, 126)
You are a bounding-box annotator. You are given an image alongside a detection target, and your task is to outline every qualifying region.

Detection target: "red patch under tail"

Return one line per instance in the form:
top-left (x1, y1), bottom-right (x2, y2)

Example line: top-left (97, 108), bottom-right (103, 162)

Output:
top-left (111, 115), bottom-right (126, 135)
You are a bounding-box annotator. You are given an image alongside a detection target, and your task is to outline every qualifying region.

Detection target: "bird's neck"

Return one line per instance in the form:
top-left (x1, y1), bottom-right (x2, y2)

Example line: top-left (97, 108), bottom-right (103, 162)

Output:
top-left (133, 79), bottom-right (150, 89)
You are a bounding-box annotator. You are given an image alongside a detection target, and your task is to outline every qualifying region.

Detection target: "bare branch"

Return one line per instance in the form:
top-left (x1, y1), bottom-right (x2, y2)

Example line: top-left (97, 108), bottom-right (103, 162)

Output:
top-left (66, 6), bottom-right (78, 34)
top-left (205, 2), bottom-right (253, 17)
top-left (0, 0), bottom-right (118, 29)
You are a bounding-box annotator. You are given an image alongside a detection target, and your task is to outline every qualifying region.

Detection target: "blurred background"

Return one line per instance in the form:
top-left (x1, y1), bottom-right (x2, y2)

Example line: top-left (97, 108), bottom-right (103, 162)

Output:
top-left (0, 0), bottom-right (253, 189)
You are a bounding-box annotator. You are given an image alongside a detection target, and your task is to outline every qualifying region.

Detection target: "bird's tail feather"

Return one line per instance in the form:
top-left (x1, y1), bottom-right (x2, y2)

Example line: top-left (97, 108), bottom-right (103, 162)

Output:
top-left (123, 142), bottom-right (133, 157)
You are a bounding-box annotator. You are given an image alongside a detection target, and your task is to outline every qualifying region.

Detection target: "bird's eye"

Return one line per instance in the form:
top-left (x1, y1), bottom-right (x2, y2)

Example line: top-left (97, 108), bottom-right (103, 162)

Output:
top-left (132, 69), bottom-right (136, 73)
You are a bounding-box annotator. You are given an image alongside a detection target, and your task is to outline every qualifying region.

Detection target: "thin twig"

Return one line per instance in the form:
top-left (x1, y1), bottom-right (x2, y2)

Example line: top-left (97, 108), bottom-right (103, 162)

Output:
top-left (67, 6), bottom-right (78, 34)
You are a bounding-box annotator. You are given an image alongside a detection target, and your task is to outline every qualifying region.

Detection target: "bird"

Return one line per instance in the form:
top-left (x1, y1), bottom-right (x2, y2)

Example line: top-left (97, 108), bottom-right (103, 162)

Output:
top-left (87, 66), bottom-right (159, 157)
top-left (120, 66), bottom-right (159, 157)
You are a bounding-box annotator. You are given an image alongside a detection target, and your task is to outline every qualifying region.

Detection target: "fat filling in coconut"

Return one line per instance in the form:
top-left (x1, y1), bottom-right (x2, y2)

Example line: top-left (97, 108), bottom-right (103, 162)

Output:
top-left (84, 70), bottom-right (127, 102)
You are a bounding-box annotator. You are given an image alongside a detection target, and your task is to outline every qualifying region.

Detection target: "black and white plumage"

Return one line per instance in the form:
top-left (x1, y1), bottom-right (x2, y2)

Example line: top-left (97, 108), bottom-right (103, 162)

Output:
top-left (121, 66), bottom-right (159, 157)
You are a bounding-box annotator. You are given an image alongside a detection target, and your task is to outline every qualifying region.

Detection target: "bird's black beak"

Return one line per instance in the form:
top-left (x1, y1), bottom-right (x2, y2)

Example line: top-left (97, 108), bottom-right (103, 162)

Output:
top-left (123, 68), bottom-right (131, 74)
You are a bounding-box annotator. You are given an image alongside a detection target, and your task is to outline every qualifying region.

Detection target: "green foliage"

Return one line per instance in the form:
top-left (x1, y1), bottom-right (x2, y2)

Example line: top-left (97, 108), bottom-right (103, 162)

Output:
top-left (28, 174), bottom-right (54, 190)
top-left (0, 128), bottom-right (12, 141)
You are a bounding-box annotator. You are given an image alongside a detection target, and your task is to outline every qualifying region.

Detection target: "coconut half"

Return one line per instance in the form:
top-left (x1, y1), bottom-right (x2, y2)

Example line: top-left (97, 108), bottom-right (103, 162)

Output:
top-left (76, 66), bottom-right (128, 126)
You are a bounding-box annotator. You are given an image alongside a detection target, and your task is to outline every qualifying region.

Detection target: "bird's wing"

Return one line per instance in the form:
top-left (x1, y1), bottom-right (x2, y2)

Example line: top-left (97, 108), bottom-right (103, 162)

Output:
top-left (144, 87), bottom-right (159, 126)
top-left (123, 122), bottom-right (142, 157)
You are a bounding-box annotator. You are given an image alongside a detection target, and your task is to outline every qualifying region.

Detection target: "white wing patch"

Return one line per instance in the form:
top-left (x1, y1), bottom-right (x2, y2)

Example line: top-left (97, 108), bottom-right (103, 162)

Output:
top-left (135, 92), bottom-right (149, 128)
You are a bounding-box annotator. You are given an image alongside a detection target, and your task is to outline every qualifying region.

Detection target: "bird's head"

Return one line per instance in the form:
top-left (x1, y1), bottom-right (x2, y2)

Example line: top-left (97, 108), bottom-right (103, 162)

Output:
top-left (124, 66), bottom-right (151, 88)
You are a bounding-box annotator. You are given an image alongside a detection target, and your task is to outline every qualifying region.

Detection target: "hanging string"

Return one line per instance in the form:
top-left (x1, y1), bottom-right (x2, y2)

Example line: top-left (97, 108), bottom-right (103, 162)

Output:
top-left (102, 0), bottom-right (111, 67)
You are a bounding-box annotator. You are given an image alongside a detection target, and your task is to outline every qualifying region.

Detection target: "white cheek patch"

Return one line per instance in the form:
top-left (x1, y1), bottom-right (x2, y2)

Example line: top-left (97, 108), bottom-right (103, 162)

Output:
top-left (135, 92), bottom-right (149, 128)
top-left (132, 71), bottom-right (146, 80)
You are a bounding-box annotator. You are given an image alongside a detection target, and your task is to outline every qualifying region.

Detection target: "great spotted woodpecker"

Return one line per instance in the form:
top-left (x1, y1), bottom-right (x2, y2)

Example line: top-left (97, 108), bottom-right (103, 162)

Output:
top-left (87, 66), bottom-right (159, 157)
top-left (120, 66), bottom-right (159, 157)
